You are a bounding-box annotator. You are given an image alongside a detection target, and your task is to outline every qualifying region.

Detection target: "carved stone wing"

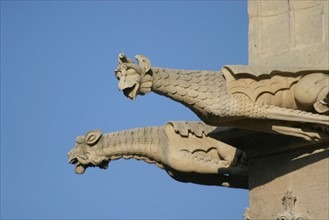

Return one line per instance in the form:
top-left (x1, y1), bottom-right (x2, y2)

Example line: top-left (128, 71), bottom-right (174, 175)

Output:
top-left (222, 65), bottom-right (328, 103)
top-left (166, 121), bottom-right (217, 138)
top-left (228, 75), bottom-right (300, 103)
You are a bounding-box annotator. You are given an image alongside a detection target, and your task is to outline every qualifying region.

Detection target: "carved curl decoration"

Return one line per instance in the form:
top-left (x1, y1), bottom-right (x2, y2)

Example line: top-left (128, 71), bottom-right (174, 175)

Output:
top-left (114, 53), bottom-right (329, 141)
top-left (275, 191), bottom-right (307, 220)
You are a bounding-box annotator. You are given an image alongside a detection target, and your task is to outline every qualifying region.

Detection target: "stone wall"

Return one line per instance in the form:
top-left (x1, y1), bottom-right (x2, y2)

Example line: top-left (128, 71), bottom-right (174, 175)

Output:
top-left (248, 146), bottom-right (329, 219)
top-left (247, 0), bottom-right (329, 218)
top-left (248, 0), bottom-right (328, 67)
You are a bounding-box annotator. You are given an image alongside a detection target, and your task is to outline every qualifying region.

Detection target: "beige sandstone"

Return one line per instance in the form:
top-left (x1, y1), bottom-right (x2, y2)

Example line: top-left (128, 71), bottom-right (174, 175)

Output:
top-left (68, 0), bottom-right (329, 218)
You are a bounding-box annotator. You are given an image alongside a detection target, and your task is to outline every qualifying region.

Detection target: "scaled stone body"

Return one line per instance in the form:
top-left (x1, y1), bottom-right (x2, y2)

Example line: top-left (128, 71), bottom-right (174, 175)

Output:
top-left (115, 54), bottom-right (329, 141)
top-left (67, 1), bottom-right (329, 218)
top-left (68, 121), bottom-right (248, 188)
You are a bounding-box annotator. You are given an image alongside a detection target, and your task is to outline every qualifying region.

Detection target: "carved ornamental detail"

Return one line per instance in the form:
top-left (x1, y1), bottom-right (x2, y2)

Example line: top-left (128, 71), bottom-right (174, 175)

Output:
top-left (68, 121), bottom-right (249, 188)
top-left (68, 53), bottom-right (328, 189)
top-left (275, 191), bottom-right (307, 220)
top-left (114, 54), bottom-right (328, 141)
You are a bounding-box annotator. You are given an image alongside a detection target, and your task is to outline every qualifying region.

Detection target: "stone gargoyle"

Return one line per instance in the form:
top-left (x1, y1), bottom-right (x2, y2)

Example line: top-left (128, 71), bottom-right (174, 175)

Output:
top-left (68, 121), bottom-right (248, 189)
top-left (114, 54), bottom-right (329, 141)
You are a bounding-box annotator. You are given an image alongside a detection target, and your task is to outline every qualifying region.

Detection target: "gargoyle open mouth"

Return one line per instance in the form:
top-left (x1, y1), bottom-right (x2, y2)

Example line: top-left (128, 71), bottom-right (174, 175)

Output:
top-left (123, 84), bottom-right (139, 100)
top-left (69, 157), bottom-right (87, 174)
top-left (75, 163), bottom-right (87, 174)
top-left (69, 157), bottom-right (109, 175)
top-left (69, 157), bottom-right (78, 164)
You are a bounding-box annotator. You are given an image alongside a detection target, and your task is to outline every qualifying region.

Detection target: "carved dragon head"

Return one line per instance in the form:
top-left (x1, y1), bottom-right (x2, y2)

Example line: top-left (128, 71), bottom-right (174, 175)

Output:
top-left (114, 53), bottom-right (153, 100)
top-left (67, 130), bottom-right (109, 174)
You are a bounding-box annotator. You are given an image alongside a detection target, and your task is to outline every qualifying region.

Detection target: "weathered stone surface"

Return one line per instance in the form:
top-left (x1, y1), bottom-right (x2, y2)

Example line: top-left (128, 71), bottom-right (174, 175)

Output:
top-left (249, 0), bottom-right (328, 67)
top-left (248, 147), bottom-right (329, 219)
top-left (68, 0), bottom-right (329, 218)
top-left (115, 54), bottom-right (328, 141)
top-left (247, 1), bottom-right (329, 218)
top-left (68, 121), bottom-right (249, 189)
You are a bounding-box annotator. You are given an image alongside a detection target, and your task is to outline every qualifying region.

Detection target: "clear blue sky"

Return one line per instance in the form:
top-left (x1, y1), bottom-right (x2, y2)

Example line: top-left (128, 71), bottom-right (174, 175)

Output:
top-left (1, 1), bottom-right (249, 219)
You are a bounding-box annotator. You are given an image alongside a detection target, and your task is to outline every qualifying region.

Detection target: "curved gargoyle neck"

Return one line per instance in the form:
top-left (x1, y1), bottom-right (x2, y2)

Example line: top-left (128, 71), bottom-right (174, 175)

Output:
top-left (148, 67), bottom-right (232, 121)
top-left (99, 127), bottom-right (165, 169)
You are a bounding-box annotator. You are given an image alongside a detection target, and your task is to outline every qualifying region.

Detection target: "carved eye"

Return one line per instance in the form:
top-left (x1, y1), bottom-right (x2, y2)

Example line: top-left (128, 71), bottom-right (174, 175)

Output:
top-left (86, 134), bottom-right (98, 144)
top-left (84, 130), bottom-right (102, 145)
